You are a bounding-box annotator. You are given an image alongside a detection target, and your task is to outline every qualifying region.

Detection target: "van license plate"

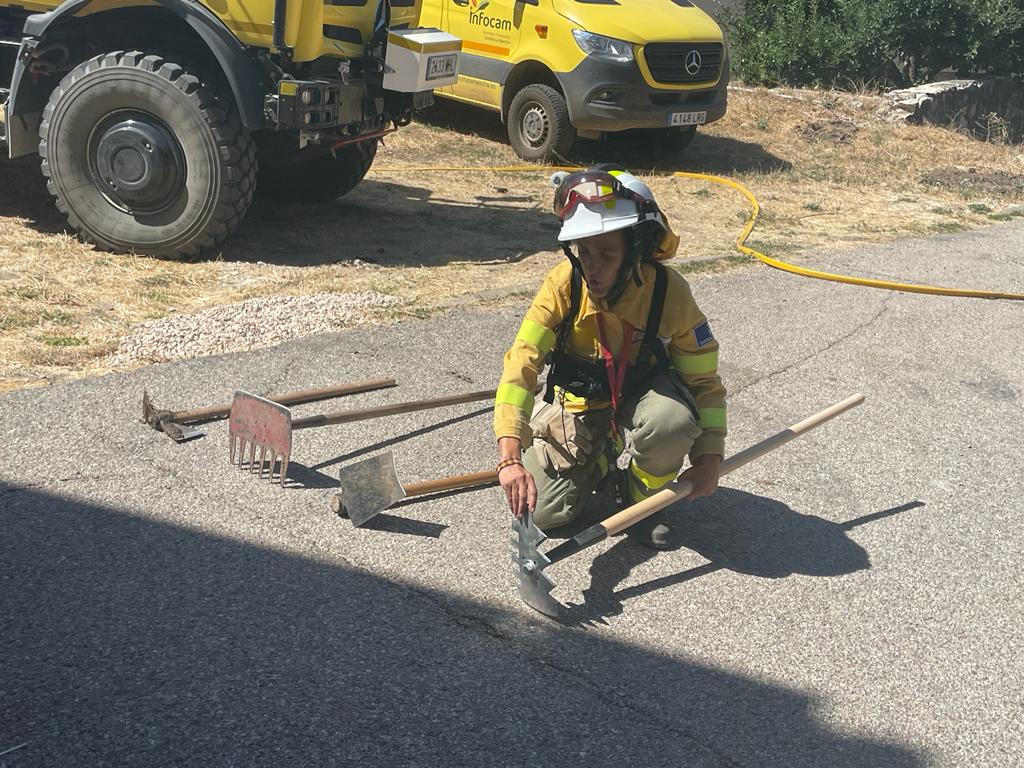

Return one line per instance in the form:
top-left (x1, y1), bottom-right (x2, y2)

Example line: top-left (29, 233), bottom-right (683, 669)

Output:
top-left (668, 111), bottom-right (707, 127)
top-left (426, 54), bottom-right (458, 81)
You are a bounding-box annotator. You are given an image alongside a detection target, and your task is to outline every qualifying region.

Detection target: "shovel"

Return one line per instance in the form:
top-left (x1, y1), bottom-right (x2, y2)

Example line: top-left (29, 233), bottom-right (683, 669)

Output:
top-left (331, 451), bottom-right (497, 526)
top-left (229, 388), bottom-right (495, 484)
top-left (142, 378), bottom-right (396, 442)
top-left (513, 393), bottom-right (866, 619)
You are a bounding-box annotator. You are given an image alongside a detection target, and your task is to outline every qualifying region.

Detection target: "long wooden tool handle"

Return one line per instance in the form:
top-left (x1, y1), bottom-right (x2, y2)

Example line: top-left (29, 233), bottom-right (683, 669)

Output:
top-left (403, 470), bottom-right (497, 497)
top-left (176, 378), bottom-right (397, 422)
top-left (544, 393), bottom-right (865, 564)
top-left (292, 389), bottom-right (495, 430)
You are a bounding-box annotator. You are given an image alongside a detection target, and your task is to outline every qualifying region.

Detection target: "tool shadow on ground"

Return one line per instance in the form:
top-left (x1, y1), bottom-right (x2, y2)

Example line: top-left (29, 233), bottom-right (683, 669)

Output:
top-left (350, 483), bottom-right (500, 538)
top-left (562, 493), bottom-right (926, 627)
top-left (310, 406), bottom-right (492, 473)
top-left (1, 484), bottom-right (928, 768)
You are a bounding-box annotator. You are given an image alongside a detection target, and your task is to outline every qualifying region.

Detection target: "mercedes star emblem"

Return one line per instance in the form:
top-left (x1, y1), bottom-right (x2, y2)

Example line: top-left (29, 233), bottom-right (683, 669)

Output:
top-left (685, 49), bottom-right (702, 76)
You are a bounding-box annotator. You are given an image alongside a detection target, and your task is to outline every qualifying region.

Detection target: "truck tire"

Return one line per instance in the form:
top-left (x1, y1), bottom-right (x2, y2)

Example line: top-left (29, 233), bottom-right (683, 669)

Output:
top-left (39, 51), bottom-right (256, 259)
top-left (507, 84), bottom-right (575, 162)
top-left (258, 139), bottom-right (378, 204)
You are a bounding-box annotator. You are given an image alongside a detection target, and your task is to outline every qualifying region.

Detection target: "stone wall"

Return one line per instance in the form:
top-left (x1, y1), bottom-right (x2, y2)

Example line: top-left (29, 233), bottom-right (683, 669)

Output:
top-left (882, 78), bottom-right (1024, 143)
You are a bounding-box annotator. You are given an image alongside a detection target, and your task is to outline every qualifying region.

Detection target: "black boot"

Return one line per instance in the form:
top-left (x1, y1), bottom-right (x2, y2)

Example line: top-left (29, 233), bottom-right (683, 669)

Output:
top-left (628, 509), bottom-right (672, 550)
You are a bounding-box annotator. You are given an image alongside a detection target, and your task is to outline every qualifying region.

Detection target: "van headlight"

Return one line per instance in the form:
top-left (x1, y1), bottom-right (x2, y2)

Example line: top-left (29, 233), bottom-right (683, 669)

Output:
top-left (571, 30), bottom-right (635, 63)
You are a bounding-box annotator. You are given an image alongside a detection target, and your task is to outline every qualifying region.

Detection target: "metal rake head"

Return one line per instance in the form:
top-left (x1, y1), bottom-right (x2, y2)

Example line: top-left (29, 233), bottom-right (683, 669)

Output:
top-left (512, 512), bottom-right (562, 619)
top-left (228, 392), bottom-right (293, 483)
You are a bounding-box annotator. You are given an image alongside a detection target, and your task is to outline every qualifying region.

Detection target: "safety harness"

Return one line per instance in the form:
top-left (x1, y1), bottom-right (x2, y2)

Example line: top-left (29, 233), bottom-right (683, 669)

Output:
top-left (543, 262), bottom-right (671, 407)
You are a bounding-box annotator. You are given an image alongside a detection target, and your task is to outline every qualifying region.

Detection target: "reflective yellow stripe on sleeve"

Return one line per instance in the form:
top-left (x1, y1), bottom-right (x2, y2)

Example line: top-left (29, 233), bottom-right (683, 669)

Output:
top-left (671, 349), bottom-right (719, 376)
top-left (516, 318), bottom-right (557, 354)
top-left (495, 382), bottom-right (535, 414)
top-left (698, 407), bottom-right (727, 430)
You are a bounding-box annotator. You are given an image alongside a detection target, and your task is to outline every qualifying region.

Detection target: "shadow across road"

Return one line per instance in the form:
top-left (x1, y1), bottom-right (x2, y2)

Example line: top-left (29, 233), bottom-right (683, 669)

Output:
top-left (1, 483), bottom-right (927, 767)
top-left (564, 492), bottom-right (925, 625)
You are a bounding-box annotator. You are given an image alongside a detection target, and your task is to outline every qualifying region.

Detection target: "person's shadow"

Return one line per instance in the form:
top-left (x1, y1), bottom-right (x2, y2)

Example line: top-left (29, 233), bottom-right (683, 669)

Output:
top-left (563, 490), bottom-right (925, 626)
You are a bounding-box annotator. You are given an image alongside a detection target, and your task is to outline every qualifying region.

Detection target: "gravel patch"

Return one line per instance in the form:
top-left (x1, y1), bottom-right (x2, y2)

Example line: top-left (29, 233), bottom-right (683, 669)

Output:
top-left (110, 292), bottom-right (400, 365)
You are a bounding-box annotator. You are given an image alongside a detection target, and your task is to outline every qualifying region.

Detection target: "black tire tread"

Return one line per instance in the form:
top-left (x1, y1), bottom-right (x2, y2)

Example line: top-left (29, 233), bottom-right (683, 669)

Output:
top-left (507, 83), bottom-right (575, 162)
top-left (258, 139), bottom-right (377, 204)
top-left (39, 50), bottom-right (256, 259)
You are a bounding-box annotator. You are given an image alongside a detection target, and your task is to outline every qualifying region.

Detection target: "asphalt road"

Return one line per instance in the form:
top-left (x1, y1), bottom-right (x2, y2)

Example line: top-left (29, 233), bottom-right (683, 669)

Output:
top-left (2, 222), bottom-right (1022, 767)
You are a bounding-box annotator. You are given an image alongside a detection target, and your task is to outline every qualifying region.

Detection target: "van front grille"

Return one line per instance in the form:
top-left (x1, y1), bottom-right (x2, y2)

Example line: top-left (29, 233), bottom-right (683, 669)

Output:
top-left (642, 42), bottom-right (722, 85)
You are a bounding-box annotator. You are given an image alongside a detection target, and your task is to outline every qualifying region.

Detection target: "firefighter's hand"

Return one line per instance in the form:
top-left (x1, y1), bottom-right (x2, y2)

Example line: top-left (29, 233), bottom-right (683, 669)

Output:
top-left (499, 463), bottom-right (537, 519)
top-left (681, 454), bottom-right (722, 500)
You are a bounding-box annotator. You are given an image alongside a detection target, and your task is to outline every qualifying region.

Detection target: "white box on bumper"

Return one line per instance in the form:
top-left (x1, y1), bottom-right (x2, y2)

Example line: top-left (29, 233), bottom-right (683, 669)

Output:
top-left (384, 29), bottom-right (462, 92)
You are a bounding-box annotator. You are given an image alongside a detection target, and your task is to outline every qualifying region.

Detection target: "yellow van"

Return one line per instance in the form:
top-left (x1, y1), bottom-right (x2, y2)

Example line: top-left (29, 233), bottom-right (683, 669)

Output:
top-left (416, 0), bottom-right (729, 159)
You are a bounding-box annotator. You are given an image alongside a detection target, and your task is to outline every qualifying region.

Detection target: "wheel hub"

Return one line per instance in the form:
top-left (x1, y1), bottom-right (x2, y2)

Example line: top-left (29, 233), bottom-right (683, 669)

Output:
top-left (90, 112), bottom-right (185, 214)
top-left (521, 104), bottom-right (549, 146)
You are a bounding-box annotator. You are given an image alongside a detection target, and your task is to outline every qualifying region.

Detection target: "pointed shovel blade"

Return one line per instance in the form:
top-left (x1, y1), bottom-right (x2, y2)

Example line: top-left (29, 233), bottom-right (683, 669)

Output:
top-left (512, 512), bottom-right (562, 619)
top-left (337, 452), bottom-right (407, 527)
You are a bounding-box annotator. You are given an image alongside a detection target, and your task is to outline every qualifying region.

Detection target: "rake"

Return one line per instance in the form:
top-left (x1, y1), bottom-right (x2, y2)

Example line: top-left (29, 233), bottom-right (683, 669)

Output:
top-left (513, 393), bottom-right (865, 619)
top-left (228, 388), bottom-right (495, 484)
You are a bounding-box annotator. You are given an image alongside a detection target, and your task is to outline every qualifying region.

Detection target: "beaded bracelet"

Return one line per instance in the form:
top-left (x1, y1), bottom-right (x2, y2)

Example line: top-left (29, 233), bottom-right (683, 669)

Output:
top-left (496, 457), bottom-right (523, 475)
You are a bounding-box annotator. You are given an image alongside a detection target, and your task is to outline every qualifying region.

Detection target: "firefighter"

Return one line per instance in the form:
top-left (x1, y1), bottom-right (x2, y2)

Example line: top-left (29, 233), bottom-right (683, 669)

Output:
top-left (494, 166), bottom-right (726, 548)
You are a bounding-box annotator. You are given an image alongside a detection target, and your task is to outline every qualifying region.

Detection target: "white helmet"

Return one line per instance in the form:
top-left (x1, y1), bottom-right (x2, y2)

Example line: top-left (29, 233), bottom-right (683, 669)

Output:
top-left (551, 168), bottom-right (665, 242)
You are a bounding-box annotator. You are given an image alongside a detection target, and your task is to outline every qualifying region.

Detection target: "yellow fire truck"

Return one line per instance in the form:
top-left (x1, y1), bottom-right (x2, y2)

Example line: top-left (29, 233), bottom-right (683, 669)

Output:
top-left (0, 0), bottom-right (461, 257)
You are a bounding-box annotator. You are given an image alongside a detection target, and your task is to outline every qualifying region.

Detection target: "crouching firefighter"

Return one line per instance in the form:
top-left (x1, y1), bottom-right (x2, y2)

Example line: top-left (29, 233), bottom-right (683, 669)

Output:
top-left (494, 167), bottom-right (727, 549)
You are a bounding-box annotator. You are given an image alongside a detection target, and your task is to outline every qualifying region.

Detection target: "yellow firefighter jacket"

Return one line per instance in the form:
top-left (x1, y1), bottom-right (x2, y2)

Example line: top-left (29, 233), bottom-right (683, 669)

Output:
top-left (494, 259), bottom-right (727, 459)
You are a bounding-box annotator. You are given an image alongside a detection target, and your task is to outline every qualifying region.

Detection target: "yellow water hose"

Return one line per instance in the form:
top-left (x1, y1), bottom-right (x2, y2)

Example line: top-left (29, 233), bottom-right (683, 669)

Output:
top-left (379, 165), bottom-right (1024, 301)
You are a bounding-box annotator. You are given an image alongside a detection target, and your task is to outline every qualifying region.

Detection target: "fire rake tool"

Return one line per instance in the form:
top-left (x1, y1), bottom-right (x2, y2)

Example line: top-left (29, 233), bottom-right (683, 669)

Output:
top-left (229, 388), bottom-right (495, 484)
top-left (330, 451), bottom-right (497, 526)
top-left (142, 378), bottom-right (396, 442)
top-left (513, 393), bottom-right (866, 619)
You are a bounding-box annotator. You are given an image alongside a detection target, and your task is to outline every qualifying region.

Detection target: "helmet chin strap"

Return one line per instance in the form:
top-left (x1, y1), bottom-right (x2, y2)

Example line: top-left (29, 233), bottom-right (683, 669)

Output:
top-left (563, 240), bottom-right (634, 307)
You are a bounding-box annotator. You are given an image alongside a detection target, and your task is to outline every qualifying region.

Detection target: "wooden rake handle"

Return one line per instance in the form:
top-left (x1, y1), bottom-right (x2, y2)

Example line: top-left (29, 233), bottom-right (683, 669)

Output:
top-left (292, 389), bottom-right (495, 430)
top-left (544, 393), bottom-right (865, 564)
top-left (173, 378), bottom-right (397, 422)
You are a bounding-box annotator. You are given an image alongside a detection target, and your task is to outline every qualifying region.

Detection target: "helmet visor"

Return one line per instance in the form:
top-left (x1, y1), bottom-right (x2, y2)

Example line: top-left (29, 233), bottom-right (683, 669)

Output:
top-left (553, 171), bottom-right (642, 221)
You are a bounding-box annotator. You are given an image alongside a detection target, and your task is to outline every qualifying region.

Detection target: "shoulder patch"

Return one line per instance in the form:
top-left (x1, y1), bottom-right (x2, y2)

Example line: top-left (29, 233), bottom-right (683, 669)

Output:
top-left (693, 320), bottom-right (714, 348)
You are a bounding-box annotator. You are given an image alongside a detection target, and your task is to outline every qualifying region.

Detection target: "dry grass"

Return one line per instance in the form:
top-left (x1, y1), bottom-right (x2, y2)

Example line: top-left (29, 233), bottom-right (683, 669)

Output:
top-left (1, 85), bottom-right (1022, 392)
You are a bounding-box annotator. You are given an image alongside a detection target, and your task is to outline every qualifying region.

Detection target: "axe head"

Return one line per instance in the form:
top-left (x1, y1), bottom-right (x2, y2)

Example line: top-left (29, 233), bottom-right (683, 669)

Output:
top-left (142, 390), bottom-right (205, 442)
top-left (229, 392), bottom-right (293, 482)
top-left (337, 452), bottom-right (407, 527)
top-left (512, 512), bottom-right (562, 619)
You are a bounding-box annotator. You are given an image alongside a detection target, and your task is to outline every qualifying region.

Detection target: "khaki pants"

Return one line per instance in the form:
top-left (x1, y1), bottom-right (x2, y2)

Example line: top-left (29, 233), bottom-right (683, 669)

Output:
top-left (525, 372), bottom-right (703, 531)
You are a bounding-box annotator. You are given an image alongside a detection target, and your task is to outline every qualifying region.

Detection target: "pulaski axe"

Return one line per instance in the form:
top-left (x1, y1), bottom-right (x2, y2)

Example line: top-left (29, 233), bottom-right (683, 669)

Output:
top-left (513, 393), bottom-right (866, 619)
top-left (142, 378), bottom-right (396, 442)
top-left (331, 452), bottom-right (497, 526)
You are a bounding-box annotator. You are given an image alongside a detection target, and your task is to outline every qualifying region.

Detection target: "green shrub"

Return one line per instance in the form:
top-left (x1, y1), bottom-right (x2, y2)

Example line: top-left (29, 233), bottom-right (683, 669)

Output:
top-left (724, 0), bottom-right (1024, 87)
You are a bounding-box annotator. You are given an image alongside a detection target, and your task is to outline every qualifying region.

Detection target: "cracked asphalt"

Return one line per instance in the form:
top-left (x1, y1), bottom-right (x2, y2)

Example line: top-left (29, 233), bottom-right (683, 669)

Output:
top-left (2, 222), bottom-right (1023, 767)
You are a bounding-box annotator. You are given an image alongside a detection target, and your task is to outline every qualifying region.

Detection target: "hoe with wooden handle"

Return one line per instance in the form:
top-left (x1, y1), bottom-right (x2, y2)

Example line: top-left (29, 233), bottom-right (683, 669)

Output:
top-left (514, 393), bottom-right (866, 619)
top-left (330, 452), bottom-right (497, 526)
top-left (142, 378), bottom-right (396, 442)
top-left (229, 388), bottom-right (495, 484)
